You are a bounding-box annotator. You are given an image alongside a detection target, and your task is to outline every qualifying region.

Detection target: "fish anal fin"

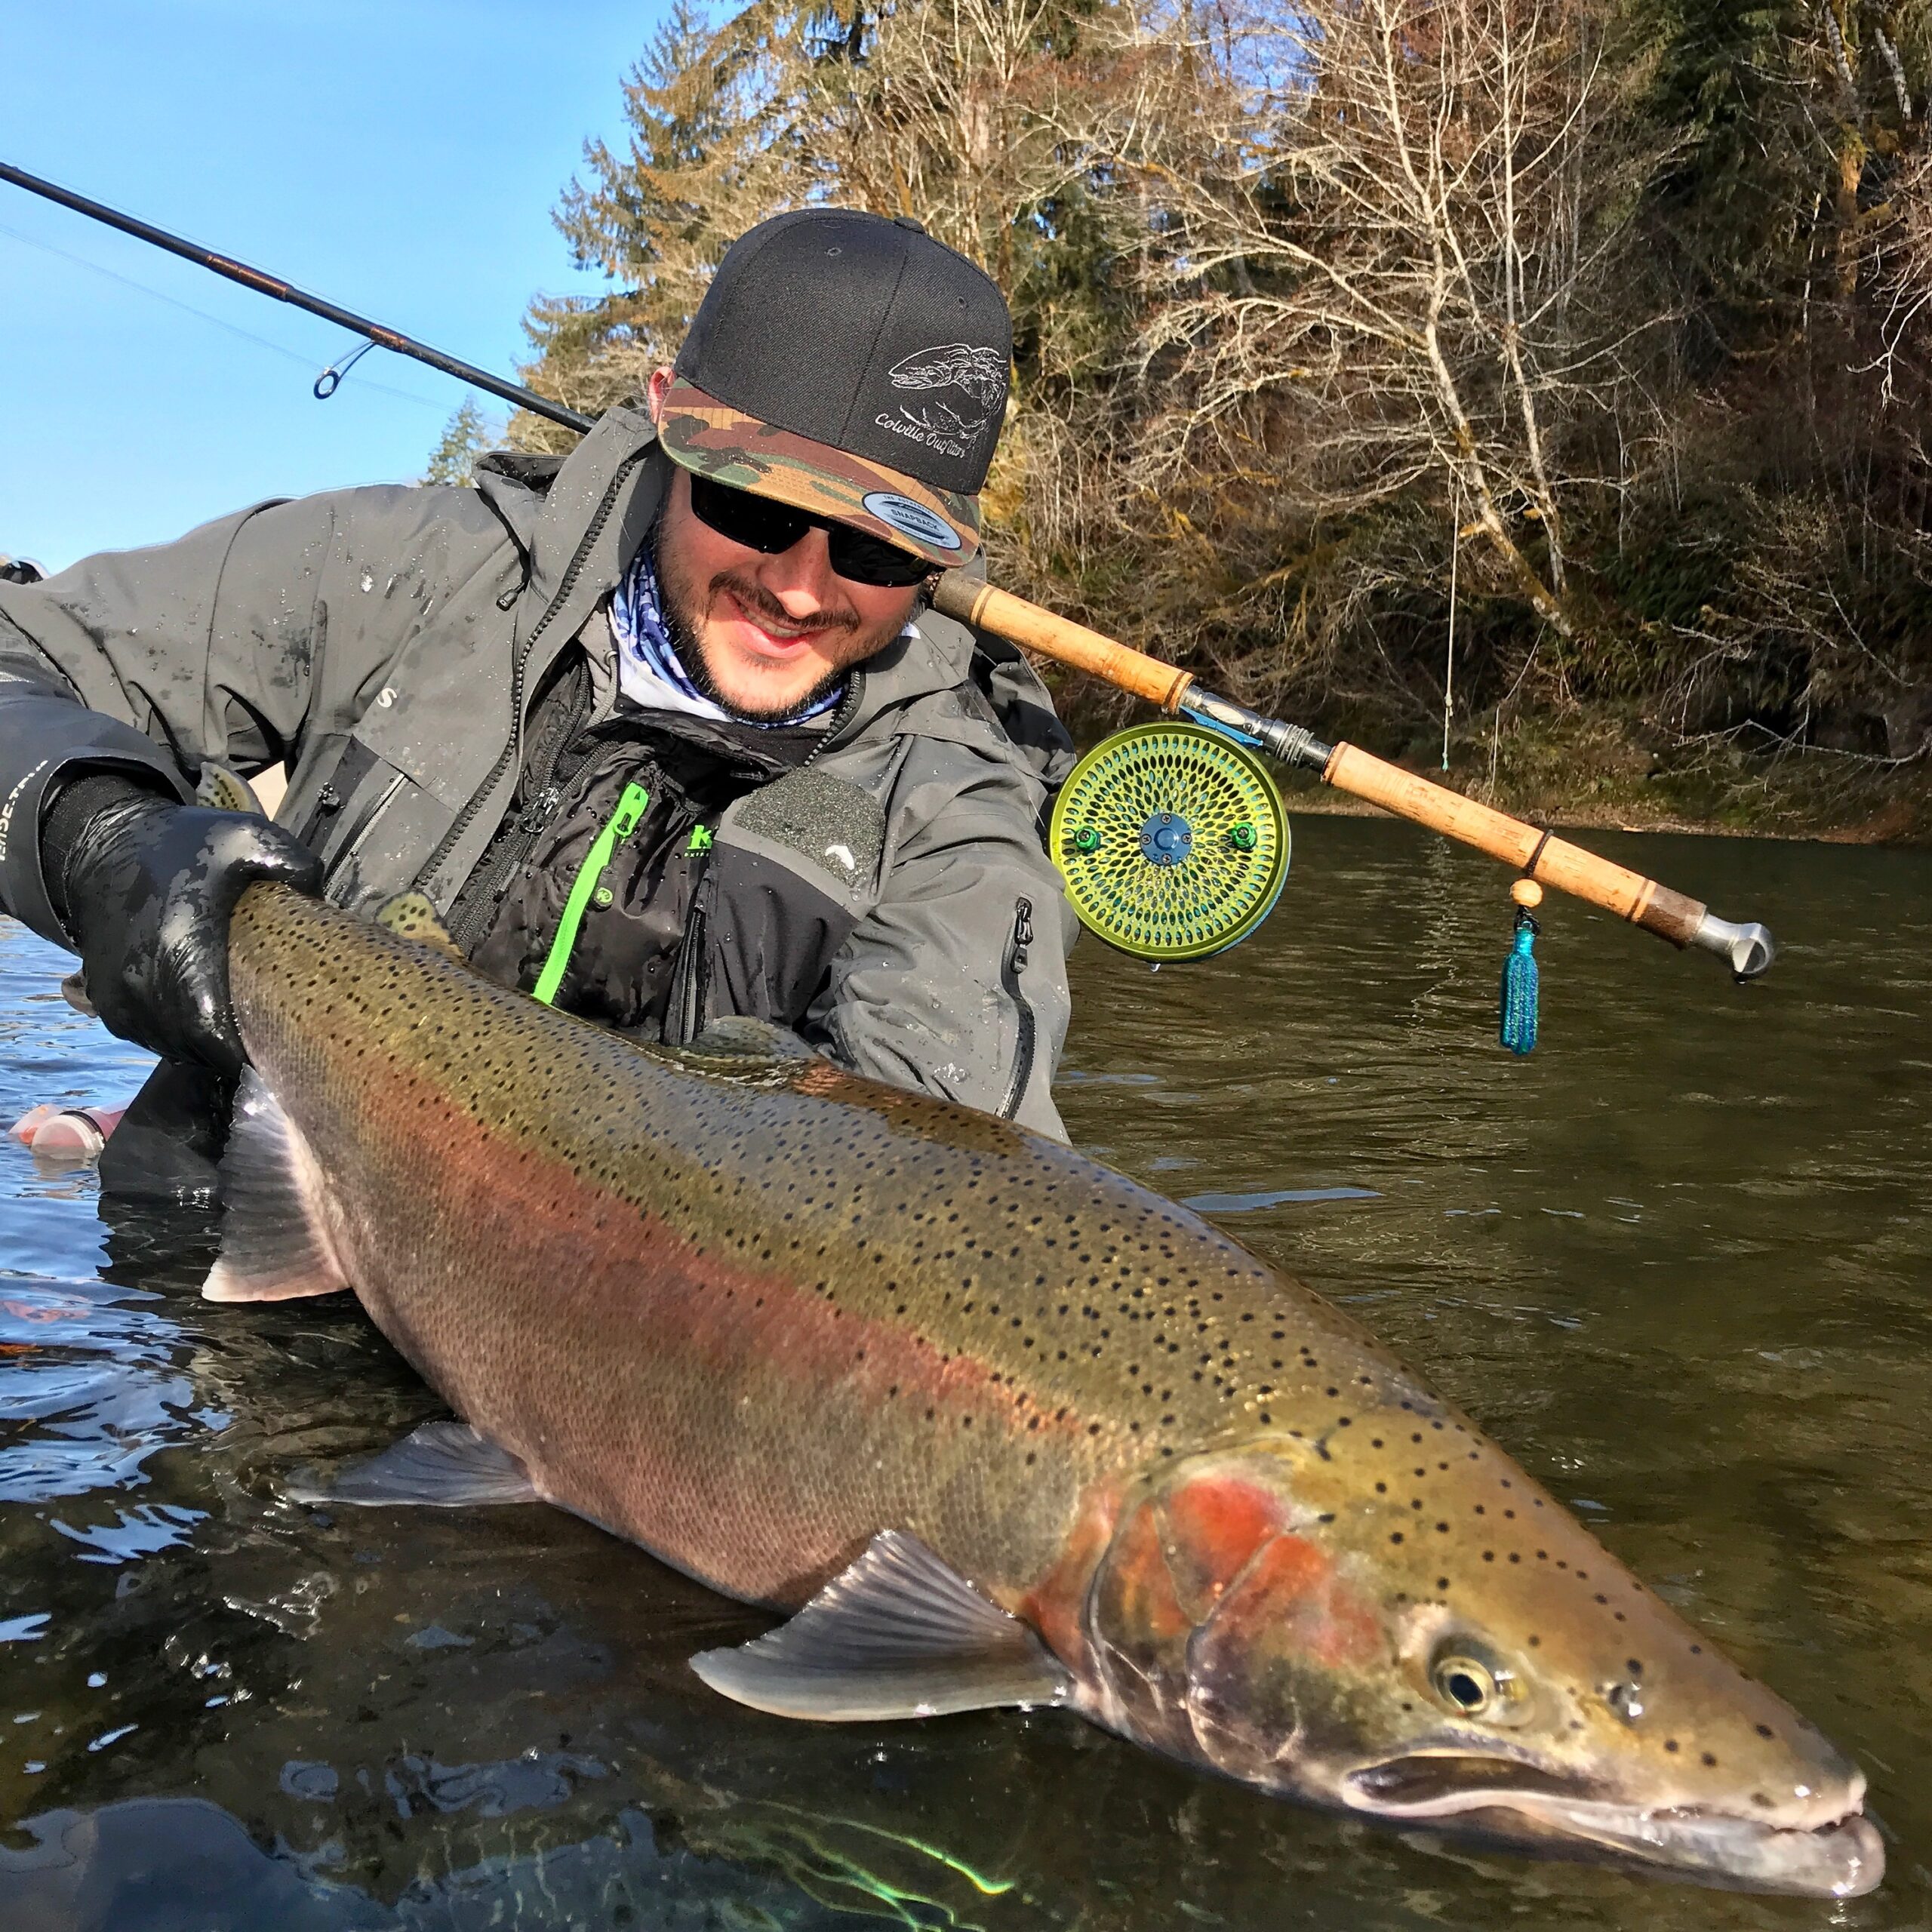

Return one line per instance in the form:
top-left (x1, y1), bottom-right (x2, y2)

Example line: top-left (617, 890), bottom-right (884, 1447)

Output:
top-left (690, 1530), bottom-right (1075, 1722)
top-left (291, 1420), bottom-right (540, 1508)
top-left (374, 891), bottom-right (466, 964)
top-left (202, 1070), bottom-right (352, 1303)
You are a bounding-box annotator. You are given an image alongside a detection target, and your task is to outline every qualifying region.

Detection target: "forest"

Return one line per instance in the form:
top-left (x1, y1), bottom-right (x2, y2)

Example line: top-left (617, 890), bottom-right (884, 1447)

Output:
top-left (434, 0), bottom-right (1932, 835)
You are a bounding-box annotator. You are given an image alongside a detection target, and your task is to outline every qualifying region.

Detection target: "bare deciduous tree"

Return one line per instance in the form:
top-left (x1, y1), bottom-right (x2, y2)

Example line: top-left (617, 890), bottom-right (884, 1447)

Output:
top-left (1107, 0), bottom-right (1664, 652)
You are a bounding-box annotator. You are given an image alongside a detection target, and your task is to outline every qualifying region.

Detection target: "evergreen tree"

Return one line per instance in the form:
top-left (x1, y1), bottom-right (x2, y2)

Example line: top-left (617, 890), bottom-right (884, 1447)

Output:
top-left (422, 398), bottom-right (496, 486)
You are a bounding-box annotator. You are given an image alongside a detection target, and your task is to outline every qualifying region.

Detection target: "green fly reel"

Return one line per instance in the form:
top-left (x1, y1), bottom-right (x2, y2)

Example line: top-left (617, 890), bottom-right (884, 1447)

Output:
top-left (1050, 722), bottom-right (1290, 960)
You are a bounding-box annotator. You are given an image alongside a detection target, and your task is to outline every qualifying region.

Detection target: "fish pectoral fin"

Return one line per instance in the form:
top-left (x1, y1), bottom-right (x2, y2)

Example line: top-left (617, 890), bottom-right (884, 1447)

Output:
top-left (291, 1420), bottom-right (542, 1507)
top-left (689, 1530), bottom-right (1075, 1723)
top-left (372, 891), bottom-right (467, 964)
top-left (202, 1070), bottom-right (352, 1303)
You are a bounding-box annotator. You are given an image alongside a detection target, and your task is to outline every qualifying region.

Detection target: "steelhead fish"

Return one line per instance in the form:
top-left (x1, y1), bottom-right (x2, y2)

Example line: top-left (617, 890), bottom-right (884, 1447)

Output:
top-left (204, 884), bottom-right (1881, 1898)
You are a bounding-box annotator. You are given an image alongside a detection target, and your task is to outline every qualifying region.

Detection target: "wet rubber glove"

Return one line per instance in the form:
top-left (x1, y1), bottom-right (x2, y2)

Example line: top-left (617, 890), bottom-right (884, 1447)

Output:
top-left (45, 775), bottom-right (321, 1078)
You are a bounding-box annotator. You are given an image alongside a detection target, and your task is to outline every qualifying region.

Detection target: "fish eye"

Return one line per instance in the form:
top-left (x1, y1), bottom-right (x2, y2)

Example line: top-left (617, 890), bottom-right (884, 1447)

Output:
top-left (1430, 1644), bottom-right (1523, 1720)
top-left (1434, 1657), bottom-right (1497, 1712)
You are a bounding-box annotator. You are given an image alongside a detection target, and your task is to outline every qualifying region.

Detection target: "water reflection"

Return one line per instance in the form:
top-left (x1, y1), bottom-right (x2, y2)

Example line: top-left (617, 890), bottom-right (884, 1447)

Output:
top-left (2, 819), bottom-right (1928, 1929)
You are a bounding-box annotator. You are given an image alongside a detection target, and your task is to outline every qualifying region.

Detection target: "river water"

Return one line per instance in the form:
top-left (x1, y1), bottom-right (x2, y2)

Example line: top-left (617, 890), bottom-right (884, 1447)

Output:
top-left (1, 817), bottom-right (1927, 1930)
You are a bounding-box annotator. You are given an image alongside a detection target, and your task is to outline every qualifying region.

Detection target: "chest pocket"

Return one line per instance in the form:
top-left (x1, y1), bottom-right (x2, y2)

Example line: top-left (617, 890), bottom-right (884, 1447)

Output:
top-left (285, 732), bottom-right (439, 909)
top-left (678, 767), bottom-right (886, 1042)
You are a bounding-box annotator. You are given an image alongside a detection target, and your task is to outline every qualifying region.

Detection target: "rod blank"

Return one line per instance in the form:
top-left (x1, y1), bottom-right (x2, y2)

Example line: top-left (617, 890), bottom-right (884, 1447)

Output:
top-left (0, 160), bottom-right (595, 434)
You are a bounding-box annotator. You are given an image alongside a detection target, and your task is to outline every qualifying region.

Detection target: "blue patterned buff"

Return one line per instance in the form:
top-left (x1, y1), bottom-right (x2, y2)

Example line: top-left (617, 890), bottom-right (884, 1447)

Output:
top-left (609, 541), bottom-right (849, 730)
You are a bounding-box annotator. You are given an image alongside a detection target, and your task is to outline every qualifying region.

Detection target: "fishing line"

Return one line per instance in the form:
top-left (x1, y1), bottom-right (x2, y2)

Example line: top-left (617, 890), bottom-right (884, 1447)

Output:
top-left (0, 220), bottom-right (448, 413)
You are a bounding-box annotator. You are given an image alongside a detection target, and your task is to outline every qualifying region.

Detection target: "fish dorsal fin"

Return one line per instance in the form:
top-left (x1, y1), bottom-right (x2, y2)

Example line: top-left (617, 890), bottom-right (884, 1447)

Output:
top-left (656, 1017), bottom-right (820, 1086)
top-left (686, 1017), bottom-right (817, 1063)
top-left (195, 761), bottom-right (265, 816)
top-left (636, 1017), bottom-right (820, 1085)
top-left (373, 891), bottom-right (466, 964)
top-left (291, 1420), bottom-right (540, 1508)
top-left (689, 1531), bottom-right (1075, 1721)
top-left (202, 1071), bottom-right (352, 1303)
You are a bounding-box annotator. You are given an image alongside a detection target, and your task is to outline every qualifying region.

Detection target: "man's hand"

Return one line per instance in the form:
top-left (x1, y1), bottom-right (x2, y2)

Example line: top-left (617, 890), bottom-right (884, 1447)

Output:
top-left (50, 783), bottom-right (321, 1078)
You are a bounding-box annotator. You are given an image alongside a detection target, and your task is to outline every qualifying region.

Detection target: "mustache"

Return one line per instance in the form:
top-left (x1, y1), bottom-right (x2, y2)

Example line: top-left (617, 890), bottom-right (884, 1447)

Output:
top-left (709, 570), bottom-right (860, 635)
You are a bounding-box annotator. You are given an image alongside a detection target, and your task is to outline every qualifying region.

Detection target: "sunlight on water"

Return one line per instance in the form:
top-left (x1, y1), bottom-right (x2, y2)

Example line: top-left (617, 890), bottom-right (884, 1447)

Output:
top-left (2, 817), bottom-right (1928, 1930)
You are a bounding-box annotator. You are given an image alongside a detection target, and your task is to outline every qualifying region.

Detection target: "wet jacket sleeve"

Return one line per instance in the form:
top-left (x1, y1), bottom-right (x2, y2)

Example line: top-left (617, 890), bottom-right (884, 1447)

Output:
top-left (808, 751), bottom-right (1078, 1142)
top-left (0, 494), bottom-right (430, 946)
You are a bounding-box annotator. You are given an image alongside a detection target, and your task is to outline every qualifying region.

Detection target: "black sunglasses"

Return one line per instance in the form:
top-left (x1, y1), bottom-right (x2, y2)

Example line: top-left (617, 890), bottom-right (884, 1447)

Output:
top-left (686, 473), bottom-right (938, 589)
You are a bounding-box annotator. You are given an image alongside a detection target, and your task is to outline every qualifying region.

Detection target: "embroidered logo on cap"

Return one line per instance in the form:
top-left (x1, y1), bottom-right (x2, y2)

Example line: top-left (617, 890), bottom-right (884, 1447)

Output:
top-left (862, 492), bottom-right (964, 552)
top-left (891, 343), bottom-right (1008, 407)
top-left (877, 343), bottom-right (1007, 458)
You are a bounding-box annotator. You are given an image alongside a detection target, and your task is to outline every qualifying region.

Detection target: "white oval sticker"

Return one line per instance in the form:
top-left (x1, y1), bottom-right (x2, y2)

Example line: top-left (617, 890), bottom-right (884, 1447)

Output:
top-left (860, 492), bottom-right (962, 552)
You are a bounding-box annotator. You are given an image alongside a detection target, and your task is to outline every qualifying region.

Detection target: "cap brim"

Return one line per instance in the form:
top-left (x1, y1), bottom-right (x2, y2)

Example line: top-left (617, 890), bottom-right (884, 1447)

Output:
top-left (655, 379), bottom-right (980, 568)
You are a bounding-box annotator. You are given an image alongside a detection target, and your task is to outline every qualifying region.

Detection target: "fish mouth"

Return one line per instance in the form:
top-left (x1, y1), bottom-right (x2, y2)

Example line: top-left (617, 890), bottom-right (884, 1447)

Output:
top-left (1342, 1757), bottom-right (1884, 1899)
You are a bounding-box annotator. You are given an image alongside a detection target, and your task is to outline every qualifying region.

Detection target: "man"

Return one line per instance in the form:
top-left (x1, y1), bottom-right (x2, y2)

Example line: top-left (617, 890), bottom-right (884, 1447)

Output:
top-left (0, 210), bottom-right (1076, 1198)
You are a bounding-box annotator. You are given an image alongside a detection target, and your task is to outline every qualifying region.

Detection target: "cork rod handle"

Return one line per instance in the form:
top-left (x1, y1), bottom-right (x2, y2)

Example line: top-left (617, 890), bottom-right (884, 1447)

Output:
top-left (1321, 745), bottom-right (1706, 947)
top-left (929, 575), bottom-right (1195, 712)
top-left (931, 571), bottom-right (1715, 952)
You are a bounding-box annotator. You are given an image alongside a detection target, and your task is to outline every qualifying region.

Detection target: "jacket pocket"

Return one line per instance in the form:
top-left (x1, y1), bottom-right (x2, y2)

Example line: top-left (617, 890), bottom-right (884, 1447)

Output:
top-left (285, 733), bottom-right (409, 894)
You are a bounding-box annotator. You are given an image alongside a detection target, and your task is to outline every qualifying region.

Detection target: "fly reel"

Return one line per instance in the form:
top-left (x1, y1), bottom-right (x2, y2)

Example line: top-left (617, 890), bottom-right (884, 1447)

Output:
top-left (1050, 722), bottom-right (1290, 961)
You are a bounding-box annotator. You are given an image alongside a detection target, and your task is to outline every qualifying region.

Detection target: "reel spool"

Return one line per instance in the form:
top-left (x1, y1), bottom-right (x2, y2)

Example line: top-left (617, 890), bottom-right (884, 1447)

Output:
top-left (1050, 722), bottom-right (1290, 960)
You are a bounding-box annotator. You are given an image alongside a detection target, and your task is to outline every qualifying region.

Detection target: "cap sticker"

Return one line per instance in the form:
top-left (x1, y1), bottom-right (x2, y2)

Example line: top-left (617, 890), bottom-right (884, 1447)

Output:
top-left (862, 492), bottom-right (964, 552)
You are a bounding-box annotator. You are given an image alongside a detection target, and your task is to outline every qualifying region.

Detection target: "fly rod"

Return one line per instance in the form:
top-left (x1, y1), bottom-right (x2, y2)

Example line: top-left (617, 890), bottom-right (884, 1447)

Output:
top-left (0, 160), bottom-right (594, 435)
top-left (928, 575), bottom-right (1774, 979)
top-left (5, 159), bottom-right (1772, 983)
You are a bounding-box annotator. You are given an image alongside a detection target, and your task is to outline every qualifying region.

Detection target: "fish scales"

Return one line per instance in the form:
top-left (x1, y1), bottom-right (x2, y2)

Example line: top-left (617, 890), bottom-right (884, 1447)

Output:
top-left (228, 886), bottom-right (1426, 1605)
top-left (211, 885), bottom-right (1882, 1900)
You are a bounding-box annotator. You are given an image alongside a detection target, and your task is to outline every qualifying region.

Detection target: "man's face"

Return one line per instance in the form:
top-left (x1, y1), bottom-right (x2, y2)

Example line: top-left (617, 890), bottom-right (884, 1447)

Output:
top-left (648, 373), bottom-right (926, 721)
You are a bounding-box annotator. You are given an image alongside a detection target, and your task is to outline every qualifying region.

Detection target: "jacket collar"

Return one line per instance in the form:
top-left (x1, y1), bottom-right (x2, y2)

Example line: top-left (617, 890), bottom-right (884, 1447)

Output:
top-left (478, 408), bottom-right (665, 651)
top-left (829, 608), bottom-right (977, 743)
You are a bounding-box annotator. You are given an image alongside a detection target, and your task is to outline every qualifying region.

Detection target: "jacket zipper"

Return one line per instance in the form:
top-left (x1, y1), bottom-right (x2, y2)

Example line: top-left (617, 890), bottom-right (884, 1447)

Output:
top-left (996, 896), bottom-right (1037, 1121)
top-left (668, 901), bottom-right (708, 1044)
top-left (418, 441), bottom-right (652, 897)
top-left (657, 672), bottom-right (863, 1048)
top-left (531, 779), bottom-right (651, 1006)
top-left (445, 655), bottom-right (592, 953)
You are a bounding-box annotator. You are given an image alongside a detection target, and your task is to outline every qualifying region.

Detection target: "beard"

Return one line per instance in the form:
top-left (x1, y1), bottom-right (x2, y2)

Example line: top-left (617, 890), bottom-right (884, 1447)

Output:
top-left (651, 530), bottom-right (869, 723)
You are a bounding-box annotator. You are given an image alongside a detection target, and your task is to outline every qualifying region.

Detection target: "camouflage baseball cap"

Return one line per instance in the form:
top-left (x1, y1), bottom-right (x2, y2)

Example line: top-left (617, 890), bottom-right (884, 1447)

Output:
top-left (659, 209), bottom-right (1013, 568)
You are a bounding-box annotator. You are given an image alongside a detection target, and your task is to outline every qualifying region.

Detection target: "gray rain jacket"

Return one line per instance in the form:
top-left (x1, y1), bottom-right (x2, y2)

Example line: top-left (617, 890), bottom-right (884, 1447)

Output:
top-left (0, 408), bottom-right (1078, 1137)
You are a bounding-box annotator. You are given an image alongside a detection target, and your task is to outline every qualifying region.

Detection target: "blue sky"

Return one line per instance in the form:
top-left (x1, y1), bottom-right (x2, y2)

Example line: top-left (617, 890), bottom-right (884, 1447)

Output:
top-left (1, 0), bottom-right (663, 571)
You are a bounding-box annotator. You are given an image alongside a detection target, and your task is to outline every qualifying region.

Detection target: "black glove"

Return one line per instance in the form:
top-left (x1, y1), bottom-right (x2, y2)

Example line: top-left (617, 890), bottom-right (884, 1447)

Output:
top-left (45, 776), bottom-right (322, 1078)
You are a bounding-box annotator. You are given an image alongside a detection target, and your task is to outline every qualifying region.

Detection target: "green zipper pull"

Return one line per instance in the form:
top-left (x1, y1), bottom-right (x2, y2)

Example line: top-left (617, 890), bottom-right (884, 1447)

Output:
top-left (531, 780), bottom-right (651, 1007)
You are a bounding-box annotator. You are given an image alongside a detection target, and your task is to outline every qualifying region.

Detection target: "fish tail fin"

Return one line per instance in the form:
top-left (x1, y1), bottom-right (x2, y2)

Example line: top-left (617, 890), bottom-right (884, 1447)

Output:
top-left (202, 1070), bottom-right (353, 1303)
